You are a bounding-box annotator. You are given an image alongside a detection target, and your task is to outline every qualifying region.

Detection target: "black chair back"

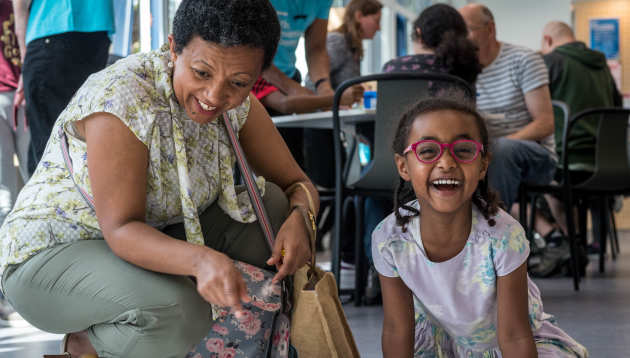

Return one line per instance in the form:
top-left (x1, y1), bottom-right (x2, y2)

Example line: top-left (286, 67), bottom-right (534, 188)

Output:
top-left (333, 72), bottom-right (475, 192)
top-left (567, 108), bottom-right (630, 192)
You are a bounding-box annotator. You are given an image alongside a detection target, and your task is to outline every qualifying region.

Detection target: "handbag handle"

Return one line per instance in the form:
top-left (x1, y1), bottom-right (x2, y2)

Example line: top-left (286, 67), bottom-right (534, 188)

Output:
top-left (221, 113), bottom-right (276, 251)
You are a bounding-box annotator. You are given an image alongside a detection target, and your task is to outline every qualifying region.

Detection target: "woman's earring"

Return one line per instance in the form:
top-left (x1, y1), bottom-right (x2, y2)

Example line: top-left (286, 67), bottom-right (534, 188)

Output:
top-left (168, 60), bottom-right (174, 68)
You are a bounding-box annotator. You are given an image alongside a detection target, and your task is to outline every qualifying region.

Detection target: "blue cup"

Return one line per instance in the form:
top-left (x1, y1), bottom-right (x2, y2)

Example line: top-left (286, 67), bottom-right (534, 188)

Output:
top-left (363, 91), bottom-right (377, 109)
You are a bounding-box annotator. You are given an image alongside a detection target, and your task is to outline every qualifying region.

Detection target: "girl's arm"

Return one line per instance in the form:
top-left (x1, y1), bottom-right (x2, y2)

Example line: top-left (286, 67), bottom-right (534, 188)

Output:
top-left (380, 274), bottom-right (415, 358)
top-left (497, 262), bottom-right (537, 357)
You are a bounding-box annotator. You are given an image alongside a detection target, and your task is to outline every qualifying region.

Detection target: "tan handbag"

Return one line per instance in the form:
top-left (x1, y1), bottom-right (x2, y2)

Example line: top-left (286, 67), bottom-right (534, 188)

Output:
top-left (287, 184), bottom-right (360, 358)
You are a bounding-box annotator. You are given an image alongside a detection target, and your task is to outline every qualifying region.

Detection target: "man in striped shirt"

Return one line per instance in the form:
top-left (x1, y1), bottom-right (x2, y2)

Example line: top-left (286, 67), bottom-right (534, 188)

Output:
top-left (459, 4), bottom-right (556, 212)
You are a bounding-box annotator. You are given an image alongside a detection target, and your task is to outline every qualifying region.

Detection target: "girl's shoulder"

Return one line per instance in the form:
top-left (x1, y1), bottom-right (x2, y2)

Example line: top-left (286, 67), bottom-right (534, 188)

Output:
top-left (372, 201), bottom-right (418, 243)
top-left (472, 206), bottom-right (529, 257)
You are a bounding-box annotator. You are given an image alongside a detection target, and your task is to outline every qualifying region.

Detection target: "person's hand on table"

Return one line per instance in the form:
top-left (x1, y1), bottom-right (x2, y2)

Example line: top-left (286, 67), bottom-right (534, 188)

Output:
top-left (266, 208), bottom-right (312, 283)
top-left (193, 248), bottom-right (251, 318)
top-left (340, 85), bottom-right (364, 108)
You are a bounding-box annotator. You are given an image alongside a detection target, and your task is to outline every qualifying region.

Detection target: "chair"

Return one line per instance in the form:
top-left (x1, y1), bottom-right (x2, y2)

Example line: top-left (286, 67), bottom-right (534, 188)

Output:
top-left (330, 72), bottom-right (475, 304)
top-left (519, 105), bottom-right (630, 290)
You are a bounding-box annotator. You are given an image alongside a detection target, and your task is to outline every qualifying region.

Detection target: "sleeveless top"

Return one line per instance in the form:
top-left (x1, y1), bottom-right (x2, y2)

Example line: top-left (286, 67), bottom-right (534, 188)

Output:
top-left (0, 44), bottom-right (265, 278)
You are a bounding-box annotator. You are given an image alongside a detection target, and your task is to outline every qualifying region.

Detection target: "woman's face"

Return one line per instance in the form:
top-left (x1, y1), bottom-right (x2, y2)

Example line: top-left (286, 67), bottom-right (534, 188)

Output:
top-left (168, 35), bottom-right (263, 124)
top-left (357, 10), bottom-right (381, 40)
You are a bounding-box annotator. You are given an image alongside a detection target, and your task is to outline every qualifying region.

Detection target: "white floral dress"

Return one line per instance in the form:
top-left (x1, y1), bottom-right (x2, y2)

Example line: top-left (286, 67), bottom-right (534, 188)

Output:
top-left (0, 44), bottom-right (265, 281)
top-left (372, 201), bottom-right (588, 357)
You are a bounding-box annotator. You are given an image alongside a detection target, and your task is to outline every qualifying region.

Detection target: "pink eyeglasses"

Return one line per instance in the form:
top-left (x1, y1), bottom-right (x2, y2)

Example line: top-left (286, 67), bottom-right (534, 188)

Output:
top-left (403, 139), bottom-right (484, 164)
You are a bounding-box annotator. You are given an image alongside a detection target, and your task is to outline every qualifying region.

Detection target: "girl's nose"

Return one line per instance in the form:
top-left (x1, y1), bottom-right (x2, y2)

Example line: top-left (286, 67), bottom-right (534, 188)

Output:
top-left (436, 149), bottom-right (457, 170)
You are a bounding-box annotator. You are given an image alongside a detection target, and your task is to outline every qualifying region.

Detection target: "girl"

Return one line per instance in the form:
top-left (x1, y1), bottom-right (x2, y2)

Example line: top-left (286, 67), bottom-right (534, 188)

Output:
top-left (372, 97), bottom-right (588, 357)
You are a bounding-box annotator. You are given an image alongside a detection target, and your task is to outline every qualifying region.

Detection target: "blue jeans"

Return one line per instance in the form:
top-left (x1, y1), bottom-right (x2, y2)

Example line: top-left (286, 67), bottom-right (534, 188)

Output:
top-left (488, 138), bottom-right (556, 209)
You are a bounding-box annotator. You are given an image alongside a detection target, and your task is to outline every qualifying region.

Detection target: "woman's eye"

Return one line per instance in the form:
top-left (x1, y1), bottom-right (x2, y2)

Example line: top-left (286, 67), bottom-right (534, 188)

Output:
top-left (232, 81), bottom-right (248, 88)
top-left (193, 69), bottom-right (209, 79)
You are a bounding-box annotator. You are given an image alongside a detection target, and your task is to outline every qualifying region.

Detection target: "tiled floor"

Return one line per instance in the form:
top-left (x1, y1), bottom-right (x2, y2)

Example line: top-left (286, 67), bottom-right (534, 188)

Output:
top-left (2, 231), bottom-right (630, 357)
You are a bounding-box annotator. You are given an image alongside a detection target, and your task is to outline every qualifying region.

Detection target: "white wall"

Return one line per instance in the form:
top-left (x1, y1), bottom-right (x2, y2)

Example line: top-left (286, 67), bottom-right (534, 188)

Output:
top-left (450, 0), bottom-right (573, 51)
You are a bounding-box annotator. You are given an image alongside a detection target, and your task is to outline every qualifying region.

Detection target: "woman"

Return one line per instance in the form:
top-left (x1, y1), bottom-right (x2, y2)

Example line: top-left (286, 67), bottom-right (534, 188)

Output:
top-left (307, 0), bottom-right (382, 91)
top-left (382, 3), bottom-right (481, 87)
top-left (0, 1), bottom-right (318, 357)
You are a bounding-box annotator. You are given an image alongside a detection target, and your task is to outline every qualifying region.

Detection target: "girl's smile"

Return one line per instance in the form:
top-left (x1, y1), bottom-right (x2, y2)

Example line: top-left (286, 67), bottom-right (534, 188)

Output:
top-left (395, 109), bottom-right (488, 217)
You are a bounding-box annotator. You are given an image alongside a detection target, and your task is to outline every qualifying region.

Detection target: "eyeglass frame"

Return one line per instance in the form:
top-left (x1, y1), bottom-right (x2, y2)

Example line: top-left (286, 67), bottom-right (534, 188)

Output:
top-left (402, 139), bottom-right (485, 164)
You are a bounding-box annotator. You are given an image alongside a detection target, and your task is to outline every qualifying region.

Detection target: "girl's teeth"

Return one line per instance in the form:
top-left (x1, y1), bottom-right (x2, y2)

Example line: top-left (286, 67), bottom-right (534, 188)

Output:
top-left (432, 179), bottom-right (461, 185)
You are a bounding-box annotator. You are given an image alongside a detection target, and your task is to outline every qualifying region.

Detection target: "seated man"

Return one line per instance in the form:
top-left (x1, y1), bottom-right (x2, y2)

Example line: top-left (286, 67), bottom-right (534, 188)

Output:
top-left (459, 4), bottom-right (556, 212)
top-left (527, 21), bottom-right (622, 276)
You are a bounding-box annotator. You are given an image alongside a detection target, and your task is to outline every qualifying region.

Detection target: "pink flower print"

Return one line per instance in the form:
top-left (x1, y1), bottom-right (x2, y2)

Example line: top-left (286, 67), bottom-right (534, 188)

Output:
top-left (221, 347), bottom-right (236, 358)
top-left (426, 58), bottom-right (435, 65)
top-left (237, 310), bottom-right (262, 337)
top-left (206, 338), bottom-right (224, 353)
top-left (264, 328), bottom-right (272, 340)
top-left (411, 64), bottom-right (420, 70)
top-left (402, 56), bottom-right (412, 62)
top-left (212, 323), bottom-right (229, 336)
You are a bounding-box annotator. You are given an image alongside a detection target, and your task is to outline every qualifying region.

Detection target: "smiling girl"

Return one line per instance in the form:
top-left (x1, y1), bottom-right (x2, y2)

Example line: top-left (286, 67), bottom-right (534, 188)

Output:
top-left (372, 97), bottom-right (587, 357)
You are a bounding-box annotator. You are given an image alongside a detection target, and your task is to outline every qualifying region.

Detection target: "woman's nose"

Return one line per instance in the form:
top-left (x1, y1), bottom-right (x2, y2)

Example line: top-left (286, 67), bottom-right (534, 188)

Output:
top-left (204, 80), bottom-right (227, 105)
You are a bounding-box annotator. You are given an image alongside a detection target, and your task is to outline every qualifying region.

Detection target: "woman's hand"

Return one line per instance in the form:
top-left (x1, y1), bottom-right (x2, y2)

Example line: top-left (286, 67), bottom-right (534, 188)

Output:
top-left (193, 249), bottom-right (251, 316)
top-left (340, 85), bottom-right (364, 107)
top-left (266, 209), bottom-right (312, 283)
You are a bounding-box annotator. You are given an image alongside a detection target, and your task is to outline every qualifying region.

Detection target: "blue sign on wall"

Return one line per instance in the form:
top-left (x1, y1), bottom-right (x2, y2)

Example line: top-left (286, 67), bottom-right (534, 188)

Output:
top-left (590, 18), bottom-right (619, 60)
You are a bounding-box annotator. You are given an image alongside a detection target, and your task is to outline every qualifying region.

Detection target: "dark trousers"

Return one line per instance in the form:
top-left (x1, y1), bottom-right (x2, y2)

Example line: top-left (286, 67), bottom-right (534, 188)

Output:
top-left (23, 31), bottom-right (110, 173)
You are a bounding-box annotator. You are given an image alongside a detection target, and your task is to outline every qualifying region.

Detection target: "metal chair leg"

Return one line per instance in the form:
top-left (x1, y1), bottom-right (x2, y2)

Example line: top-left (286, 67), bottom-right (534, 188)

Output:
top-left (352, 196), bottom-right (365, 306)
top-left (564, 190), bottom-right (580, 290)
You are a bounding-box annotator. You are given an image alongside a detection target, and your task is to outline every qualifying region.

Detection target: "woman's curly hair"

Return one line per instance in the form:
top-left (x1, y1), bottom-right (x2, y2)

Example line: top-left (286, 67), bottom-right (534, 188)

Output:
top-left (391, 95), bottom-right (501, 231)
top-left (172, 0), bottom-right (280, 70)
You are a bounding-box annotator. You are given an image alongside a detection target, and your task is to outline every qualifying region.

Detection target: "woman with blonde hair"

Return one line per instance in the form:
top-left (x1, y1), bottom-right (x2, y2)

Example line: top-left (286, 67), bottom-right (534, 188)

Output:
top-left (311, 0), bottom-right (382, 90)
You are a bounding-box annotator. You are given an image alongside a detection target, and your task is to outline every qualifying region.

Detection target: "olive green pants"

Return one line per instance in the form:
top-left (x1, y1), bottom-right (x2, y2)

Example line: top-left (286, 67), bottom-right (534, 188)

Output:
top-left (2, 182), bottom-right (288, 358)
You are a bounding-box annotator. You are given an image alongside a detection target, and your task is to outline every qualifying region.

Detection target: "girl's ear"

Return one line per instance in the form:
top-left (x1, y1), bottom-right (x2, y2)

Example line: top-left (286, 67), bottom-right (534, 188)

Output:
top-left (395, 153), bottom-right (411, 182)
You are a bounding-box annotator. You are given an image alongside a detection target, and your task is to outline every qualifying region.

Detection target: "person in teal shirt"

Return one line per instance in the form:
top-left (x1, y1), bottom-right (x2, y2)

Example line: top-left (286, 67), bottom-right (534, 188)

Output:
top-left (13, 0), bottom-right (115, 174)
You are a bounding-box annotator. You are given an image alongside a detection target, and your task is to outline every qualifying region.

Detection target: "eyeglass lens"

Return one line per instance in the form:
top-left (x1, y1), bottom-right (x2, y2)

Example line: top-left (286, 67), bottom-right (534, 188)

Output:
top-left (416, 141), bottom-right (479, 162)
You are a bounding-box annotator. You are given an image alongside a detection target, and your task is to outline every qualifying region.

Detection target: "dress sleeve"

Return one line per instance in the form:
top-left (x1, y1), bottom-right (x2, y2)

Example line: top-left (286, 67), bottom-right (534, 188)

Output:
top-left (492, 213), bottom-right (530, 277)
top-left (371, 219), bottom-right (400, 278)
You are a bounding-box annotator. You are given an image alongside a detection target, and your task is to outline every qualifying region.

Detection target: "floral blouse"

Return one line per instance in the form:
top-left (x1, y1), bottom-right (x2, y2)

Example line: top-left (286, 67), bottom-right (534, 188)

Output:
top-left (0, 44), bottom-right (265, 278)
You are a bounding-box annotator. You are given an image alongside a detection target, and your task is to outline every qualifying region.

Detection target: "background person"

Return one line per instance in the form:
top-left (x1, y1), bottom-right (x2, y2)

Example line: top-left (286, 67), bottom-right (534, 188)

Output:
top-left (527, 21), bottom-right (623, 277)
top-left (459, 4), bottom-right (556, 214)
top-left (0, 0), bottom-right (28, 324)
top-left (264, 0), bottom-right (334, 168)
top-left (0, 1), bottom-right (318, 357)
top-left (383, 3), bottom-right (481, 87)
top-left (12, 0), bottom-right (114, 174)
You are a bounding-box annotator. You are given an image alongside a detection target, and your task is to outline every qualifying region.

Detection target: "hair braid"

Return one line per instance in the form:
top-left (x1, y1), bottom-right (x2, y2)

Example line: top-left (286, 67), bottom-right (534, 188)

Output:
top-left (472, 179), bottom-right (501, 226)
top-left (393, 177), bottom-right (419, 232)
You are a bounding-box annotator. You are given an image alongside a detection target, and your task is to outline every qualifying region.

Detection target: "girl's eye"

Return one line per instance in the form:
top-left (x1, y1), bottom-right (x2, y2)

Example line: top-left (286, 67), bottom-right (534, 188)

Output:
top-left (232, 81), bottom-right (248, 88)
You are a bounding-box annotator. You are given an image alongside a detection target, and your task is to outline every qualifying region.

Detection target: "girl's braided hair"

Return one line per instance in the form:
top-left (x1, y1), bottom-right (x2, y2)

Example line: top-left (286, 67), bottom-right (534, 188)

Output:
top-left (391, 95), bottom-right (501, 232)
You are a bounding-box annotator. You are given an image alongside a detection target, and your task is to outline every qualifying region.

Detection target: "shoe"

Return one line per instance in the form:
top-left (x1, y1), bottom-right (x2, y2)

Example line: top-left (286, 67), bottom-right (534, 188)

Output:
top-left (529, 239), bottom-right (571, 278)
top-left (363, 266), bottom-right (381, 305)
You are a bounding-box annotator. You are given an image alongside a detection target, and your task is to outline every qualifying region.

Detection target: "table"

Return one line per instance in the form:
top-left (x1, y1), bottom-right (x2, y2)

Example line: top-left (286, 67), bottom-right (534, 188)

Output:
top-left (271, 108), bottom-right (375, 129)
